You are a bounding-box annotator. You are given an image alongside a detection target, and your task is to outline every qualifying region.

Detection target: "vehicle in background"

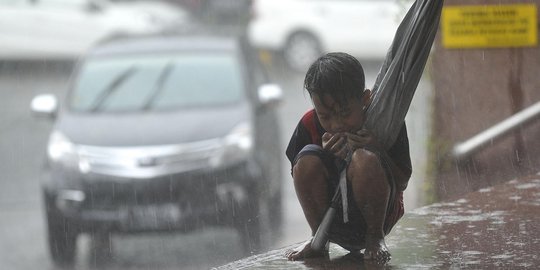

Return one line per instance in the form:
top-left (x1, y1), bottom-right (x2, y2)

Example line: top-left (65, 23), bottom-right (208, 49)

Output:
top-left (30, 32), bottom-right (284, 265)
top-left (169, 0), bottom-right (251, 24)
top-left (0, 0), bottom-right (189, 60)
top-left (247, 0), bottom-right (413, 72)
top-left (205, 0), bottom-right (251, 22)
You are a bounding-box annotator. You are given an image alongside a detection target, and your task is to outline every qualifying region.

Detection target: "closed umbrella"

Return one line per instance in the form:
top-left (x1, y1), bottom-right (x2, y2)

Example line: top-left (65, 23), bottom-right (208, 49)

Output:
top-left (366, 0), bottom-right (444, 149)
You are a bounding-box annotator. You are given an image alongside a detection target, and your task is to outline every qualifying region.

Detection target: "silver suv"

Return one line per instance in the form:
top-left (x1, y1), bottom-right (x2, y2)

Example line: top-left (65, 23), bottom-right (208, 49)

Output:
top-left (31, 33), bottom-right (284, 266)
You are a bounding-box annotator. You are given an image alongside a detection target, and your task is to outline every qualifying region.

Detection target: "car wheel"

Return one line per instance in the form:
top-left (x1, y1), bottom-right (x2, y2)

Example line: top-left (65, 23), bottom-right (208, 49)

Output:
top-left (283, 32), bottom-right (322, 73)
top-left (89, 231), bottom-right (114, 265)
top-left (268, 186), bottom-right (283, 238)
top-left (45, 203), bottom-right (78, 266)
top-left (235, 186), bottom-right (271, 255)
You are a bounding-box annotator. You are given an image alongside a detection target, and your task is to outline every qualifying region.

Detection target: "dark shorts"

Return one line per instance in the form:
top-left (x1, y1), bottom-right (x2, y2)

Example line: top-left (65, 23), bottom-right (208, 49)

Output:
top-left (293, 144), bottom-right (405, 251)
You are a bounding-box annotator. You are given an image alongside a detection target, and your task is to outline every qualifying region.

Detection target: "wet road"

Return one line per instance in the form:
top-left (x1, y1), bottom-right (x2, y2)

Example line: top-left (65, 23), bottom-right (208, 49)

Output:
top-left (0, 55), bottom-right (431, 269)
top-left (217, 175), bottom-right (540, 269)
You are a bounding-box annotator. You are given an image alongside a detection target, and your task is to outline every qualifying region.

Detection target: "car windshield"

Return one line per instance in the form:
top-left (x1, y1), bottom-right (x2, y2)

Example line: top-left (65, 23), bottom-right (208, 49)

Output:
top-left (69, 53), bottom-right (245, 112)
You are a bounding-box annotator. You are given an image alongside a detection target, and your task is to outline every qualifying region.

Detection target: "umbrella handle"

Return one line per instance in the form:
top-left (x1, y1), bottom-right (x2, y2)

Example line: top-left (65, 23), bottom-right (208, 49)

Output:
top-left (311, 206), bottom-right (337, 252)
top-left (311, 187), bottom-right (341, 252)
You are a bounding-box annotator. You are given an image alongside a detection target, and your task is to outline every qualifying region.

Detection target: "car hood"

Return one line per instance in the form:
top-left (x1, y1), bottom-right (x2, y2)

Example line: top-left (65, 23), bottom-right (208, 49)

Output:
top-left (55, 103), bottom-right (251, 147)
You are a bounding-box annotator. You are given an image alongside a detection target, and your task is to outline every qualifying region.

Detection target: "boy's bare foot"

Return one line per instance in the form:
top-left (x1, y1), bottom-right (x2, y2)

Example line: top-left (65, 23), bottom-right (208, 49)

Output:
top-left (364, 236), bottom-right (391, 263)
top-left (285, 239), bottom-right (328, 261)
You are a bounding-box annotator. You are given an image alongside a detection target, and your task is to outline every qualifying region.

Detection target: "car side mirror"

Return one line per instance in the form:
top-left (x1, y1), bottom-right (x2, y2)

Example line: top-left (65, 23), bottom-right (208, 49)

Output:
top-left (31, 94), bottom-right (58, 119)
top-left (258, 84), bottom-right (283, 109)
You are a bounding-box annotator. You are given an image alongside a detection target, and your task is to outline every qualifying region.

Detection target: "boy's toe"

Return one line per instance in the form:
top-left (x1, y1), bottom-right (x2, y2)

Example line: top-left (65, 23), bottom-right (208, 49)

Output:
top-left (287, 251), bottom-right (302, 261)
top-left (365, 249), bottom-right (391, 264)
top-left (284, 249), bottom-right (292, 258)
top-left (376, 250), bottom-right (391, 263)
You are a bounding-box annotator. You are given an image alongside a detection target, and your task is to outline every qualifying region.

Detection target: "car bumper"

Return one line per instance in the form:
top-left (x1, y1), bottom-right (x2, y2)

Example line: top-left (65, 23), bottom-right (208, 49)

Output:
top-left (44, 160), bottom-right (261, 233)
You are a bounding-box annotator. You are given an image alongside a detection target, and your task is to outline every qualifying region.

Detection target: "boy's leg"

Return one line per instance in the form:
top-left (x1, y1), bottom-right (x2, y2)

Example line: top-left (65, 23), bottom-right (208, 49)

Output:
top-left (348, 148), bottom-right (391, 262)
top-left (286, 145), bottom-right (333, 260)
top-left (293, 154), bottom-right (329, 234)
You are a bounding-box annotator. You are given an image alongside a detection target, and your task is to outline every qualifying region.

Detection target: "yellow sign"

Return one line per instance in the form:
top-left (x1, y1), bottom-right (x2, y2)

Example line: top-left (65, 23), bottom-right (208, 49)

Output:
top-left (442, 4), bottom-right (538, 48)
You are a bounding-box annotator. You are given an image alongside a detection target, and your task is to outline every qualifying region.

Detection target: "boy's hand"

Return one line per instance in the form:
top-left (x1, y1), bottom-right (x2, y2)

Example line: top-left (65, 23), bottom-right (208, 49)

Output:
top-left (322, 132), bottom-right (349, 160)
top-left (346, 129), bottom-right (382, 152)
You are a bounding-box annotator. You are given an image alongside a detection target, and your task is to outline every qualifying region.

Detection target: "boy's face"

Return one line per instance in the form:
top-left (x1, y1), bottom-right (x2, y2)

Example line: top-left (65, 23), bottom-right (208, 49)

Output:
top-left (312, 92), bottom-right (370, 134)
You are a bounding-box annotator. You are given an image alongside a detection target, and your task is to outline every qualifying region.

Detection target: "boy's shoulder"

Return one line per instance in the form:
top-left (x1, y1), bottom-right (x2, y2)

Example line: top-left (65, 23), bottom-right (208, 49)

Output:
top-left (300, 109), bottom-right (316, 125)
top-left (297, 109), bottom-right (324, 146)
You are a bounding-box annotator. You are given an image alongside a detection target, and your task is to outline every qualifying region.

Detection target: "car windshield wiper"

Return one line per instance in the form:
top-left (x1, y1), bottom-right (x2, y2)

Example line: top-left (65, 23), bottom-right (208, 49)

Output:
top-left (141, 62), bottom-right (174, 111)
top-left (89, 66), bottom-right (137, 112)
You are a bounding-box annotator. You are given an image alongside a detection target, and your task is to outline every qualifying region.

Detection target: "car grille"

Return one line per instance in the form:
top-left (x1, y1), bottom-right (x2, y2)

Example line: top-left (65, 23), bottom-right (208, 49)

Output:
top-left (76, 139), bottom-right (224, 179)
top-left (79, 163), bottom-right (250, 211)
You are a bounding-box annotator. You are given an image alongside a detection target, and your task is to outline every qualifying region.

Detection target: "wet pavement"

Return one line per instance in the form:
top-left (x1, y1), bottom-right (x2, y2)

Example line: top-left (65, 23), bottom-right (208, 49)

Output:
top-left (215, 174), bottom-right (540, 269)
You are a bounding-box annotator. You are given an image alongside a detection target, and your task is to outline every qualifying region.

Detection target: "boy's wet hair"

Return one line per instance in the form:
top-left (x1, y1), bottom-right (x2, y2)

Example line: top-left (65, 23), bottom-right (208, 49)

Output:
top-left (304, 52), bottom-right (365, 108)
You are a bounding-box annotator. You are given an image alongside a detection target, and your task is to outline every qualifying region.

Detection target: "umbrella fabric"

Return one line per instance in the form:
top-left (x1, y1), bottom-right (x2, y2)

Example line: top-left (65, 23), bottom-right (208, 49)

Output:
top-left (364, 0), bottom-right (444, 150)
top-left (338, 0), bottom-right (444, 224)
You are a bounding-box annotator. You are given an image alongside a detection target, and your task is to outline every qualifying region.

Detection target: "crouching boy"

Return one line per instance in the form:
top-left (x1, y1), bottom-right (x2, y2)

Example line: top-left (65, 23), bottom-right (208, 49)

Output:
top-left (285, 52), bottom-right (412, 263)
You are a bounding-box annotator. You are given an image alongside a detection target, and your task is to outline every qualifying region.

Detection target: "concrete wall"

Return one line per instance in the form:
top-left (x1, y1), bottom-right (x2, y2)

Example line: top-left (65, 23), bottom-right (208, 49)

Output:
top-left (431, 0), bottom-right (540, 200)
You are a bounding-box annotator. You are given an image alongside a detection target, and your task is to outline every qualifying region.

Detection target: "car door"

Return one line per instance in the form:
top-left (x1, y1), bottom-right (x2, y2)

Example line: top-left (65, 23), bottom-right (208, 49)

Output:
top-left (0, 0), bottom-right (41, 59)
top-left (316, 0), bottom-right (403, 58)
top-left (29, 0), bottom-right (111, 57)
top-left (0, 0), bottom-right (112, 59)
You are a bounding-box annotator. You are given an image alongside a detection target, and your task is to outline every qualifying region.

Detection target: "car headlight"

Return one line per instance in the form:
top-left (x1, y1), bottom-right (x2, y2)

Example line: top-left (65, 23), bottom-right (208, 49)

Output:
top-left (47, 131), bottom-right (76, 162)
top-left (225, 122), bottom-right (253, 151)
top-left (210, 122), bottom-right (254, 168)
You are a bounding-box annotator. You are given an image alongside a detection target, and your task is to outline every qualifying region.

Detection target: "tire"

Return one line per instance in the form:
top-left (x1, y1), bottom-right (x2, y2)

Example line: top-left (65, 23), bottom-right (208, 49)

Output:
top-left (283, 32), bottom-right (322, 73)
top-left (235, 186), bottom-right (271, 255)
top-left (44, 195), bottom-right (78, 266)
top-left (268, 185), bottom-right (283, 238)
top-left (89, 231), bottom-right (113, 266)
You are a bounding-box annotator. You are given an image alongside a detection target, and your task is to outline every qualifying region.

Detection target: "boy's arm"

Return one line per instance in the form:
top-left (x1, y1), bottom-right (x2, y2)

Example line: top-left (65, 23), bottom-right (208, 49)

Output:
top-left (285, 120), bottom-right (312, 171)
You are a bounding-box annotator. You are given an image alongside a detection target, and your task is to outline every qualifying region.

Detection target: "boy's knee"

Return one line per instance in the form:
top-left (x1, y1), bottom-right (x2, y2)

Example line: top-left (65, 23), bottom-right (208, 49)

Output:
top-left (350, 148), bottom-right (379, 170)
top-left (348, 148), bottom-right (388, 186)
top-left (293, 155), bottom-right (328, 184)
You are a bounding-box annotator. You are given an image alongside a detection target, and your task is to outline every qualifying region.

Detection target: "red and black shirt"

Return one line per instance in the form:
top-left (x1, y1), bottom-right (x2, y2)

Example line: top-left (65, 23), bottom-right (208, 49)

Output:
top-left (286, 109), bottom-right (412, 178)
